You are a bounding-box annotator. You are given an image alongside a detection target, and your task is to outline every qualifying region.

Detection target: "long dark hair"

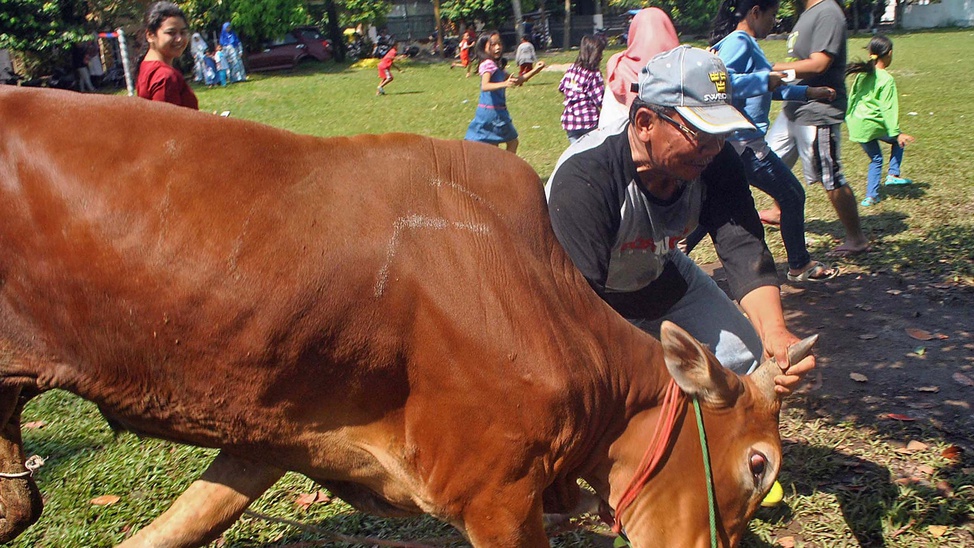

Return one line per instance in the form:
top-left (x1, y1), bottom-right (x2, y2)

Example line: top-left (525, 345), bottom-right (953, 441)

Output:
top-left (475, 31), bottom-right (504, 71)
top-left (574, 34), bottom-right (606, 72)
top-left (144, 1), bottom-right (187, 34)
top-left (139, 2), bottom-right (188, 61)
top-left (847, 34), bottom-right (893, 75)
top-left (710, 0), bottom-right (779, 45)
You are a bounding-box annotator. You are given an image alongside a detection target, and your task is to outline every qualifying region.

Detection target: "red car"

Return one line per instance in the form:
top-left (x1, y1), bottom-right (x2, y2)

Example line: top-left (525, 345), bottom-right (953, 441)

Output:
top-left (246, 27), bottom-right (332, 71)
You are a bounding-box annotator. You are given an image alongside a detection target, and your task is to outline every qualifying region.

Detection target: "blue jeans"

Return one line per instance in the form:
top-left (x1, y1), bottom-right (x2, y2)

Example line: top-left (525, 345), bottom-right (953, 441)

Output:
top-left (859, 137), bottom-right (903, 200)
top-left (740, 146), bottom-right (810, 271)
top-left (628, 251), bottom-right (763, 375)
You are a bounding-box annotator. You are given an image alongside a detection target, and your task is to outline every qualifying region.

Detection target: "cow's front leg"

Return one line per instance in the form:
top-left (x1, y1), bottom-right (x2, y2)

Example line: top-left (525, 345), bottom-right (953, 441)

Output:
top-left (0, 386), bottom-right (43, 543)
top-left (461, 486), bottom-right (549, 547)
top-left (117, 451), bottom-right (284, 548)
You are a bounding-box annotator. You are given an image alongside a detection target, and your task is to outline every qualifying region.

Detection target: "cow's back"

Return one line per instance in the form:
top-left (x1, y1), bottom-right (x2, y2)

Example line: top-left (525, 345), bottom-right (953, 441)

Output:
top-left (0, 87), bottom-right (591, 472)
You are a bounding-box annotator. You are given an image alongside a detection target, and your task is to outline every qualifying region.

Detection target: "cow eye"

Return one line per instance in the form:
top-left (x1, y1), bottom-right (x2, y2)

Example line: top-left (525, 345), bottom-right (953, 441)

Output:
top-left (749, 451), bottom-right (767, 480)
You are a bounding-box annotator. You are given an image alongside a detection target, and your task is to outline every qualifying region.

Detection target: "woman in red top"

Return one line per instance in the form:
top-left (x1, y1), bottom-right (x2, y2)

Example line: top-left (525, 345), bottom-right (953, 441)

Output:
top-left (136, 2), bottom-right (198, 109)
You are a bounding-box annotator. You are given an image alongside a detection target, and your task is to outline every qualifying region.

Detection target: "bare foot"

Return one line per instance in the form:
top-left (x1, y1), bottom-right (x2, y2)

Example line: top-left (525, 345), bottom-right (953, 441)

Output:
top-left (827, 242), bottom-right (872, 257)
top-left (759, 209), bottom-right (781, 226)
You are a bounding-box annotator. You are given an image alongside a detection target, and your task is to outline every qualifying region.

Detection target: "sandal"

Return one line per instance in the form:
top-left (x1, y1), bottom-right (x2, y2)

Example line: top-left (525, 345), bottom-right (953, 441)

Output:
top-left (787, 261), bottom-right (839, 283)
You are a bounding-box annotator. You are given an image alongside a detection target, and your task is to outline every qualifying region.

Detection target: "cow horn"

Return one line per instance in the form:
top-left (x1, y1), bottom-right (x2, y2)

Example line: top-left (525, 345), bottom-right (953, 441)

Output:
top-left (751, 334), bottom-right (819, 398)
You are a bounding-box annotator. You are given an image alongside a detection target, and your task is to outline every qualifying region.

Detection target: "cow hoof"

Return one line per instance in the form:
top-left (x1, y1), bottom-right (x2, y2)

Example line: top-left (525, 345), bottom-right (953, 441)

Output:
top-left (0, 476), bottom-right (44, 543)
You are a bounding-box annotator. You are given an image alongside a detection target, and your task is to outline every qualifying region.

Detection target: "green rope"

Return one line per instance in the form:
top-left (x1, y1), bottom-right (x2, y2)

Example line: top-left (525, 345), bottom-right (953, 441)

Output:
top-left (692, 397), bottom-right (718, 548)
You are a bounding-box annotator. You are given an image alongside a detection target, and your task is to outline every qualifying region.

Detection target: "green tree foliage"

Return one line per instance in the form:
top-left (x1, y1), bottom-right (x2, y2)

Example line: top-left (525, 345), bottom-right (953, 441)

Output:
top-left (338, 0), bottom-right (392, 28)
top-left (606, 0), bottom-right (721, 33)
top-left (440, 0), bottom-right (513, 28)
top-left (0, 0), bottom-right (87, 52)
top-left (183, 0), bottom-right (235, 38)
top-left (231, 0), bottom-right (310, 44)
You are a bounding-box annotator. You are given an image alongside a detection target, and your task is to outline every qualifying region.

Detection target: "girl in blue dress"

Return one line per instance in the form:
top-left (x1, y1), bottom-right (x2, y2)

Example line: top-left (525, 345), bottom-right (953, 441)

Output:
top-left (464, 32), bottom-right (522, 154)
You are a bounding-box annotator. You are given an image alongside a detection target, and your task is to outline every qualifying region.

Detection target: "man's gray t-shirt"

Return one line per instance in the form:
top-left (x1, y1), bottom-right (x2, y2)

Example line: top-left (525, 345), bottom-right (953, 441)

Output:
top-left (782, 0), bottom-right (847, 125)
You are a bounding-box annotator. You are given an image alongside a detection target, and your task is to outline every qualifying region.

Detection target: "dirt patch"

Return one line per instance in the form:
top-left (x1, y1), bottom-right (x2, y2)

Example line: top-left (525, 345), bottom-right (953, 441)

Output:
top-left (707, 262), bottom-right (974, 447)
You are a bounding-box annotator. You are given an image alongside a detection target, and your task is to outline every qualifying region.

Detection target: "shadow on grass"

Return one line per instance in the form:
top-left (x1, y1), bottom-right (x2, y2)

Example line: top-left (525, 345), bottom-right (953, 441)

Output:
top-left (881, 181), bottom-right (930, 202)
top-left (225, 512), bottom-right (616, 547)
top-left (804, 212), bottom-right (974, 281)
top-left (704, 260), bottom-right (974, 543)
top-left (779, 443), bottom-right (897, 547)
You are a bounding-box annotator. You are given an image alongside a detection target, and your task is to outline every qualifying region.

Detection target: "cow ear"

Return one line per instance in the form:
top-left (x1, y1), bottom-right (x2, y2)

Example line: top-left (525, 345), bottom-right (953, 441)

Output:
top-left (660, 321), bottom-right (742, 407)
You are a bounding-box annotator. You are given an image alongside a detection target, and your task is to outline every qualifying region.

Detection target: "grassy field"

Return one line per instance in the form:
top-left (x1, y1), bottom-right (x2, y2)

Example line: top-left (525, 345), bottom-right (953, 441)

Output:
top-left (11, 28), bottom-right (974, 547)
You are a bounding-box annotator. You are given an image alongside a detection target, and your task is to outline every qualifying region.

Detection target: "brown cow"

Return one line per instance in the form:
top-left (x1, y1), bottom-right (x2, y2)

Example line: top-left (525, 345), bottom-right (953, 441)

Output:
top-left (0, 87), bottom-right (813, 547)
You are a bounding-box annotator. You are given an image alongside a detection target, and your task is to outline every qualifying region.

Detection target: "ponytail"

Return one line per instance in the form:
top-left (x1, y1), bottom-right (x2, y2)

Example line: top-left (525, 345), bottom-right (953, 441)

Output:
top-left (710, 0), bottom-right (779, 45)
top-left (710, 0), bottom-right (742, 45)
top-left (847, 33), bottom-right (893, 76)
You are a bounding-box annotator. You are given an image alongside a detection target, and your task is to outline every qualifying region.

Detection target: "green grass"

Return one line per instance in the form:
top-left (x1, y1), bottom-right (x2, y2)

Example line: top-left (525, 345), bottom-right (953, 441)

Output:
top-left (11, 29), bottom-right (974, 547)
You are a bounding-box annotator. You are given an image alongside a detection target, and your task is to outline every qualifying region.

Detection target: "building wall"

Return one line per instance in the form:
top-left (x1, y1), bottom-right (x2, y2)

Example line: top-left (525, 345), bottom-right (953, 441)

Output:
top-left (903, 0), bottom-right (974, 28)
top-left (386, 0), bottom-right (436, 40)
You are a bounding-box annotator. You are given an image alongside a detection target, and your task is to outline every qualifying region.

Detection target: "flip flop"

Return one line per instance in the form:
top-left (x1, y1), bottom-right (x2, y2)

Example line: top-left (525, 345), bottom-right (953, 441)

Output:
top-left (787, 261), bottom-right (839, 282)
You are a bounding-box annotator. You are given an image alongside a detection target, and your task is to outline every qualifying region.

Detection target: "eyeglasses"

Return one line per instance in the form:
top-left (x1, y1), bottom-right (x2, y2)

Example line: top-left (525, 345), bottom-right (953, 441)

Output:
top-left (655, 111), bottom-right (728, 143)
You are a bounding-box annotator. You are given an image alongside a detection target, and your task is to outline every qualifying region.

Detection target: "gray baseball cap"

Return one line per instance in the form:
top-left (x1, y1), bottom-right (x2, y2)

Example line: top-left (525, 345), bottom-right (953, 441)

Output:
top-left (632, 45), bottom-right (755, 134)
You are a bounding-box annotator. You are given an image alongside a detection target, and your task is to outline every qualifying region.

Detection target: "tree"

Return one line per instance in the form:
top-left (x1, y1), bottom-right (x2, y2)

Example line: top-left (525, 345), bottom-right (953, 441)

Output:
top-left (232, 0), bottom-right (309, 45)
top-left (606, 0), bottom-right (720, 33)
top-left (440, 0), bottom-right (513, 29)
top-left (0, 0), bottom-right (87, 54)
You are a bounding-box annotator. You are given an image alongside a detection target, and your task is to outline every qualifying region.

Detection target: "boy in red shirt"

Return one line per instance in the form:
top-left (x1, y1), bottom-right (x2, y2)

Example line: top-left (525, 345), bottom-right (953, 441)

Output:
top-left (376, 43), bottom-right (402, 95)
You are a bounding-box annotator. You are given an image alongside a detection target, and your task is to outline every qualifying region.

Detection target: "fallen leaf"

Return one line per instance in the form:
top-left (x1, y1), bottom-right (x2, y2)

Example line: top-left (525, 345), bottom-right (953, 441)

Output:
top-left (294, 490), bottom-right (331, 509)
top-left (928, 525), bottom-right (948, 538)
top-left (906, 328), bottom-right (936, 341)
top-left (917, 464), bottom-right (935, 475)
top-left (884, 413), bottom-right (916, 422)
top-left (893, 477), bottom-right (915, 486)
top-left (887, 289), bottom-right (903, 295)
top-left (90, 495), bottom-right (121, 506)
top-left (858, 333), bottom-right (878, 340)
top-left (916, 386), bottom-right (940, 393)
top-left (907, 440), bottom-right (929, 451)
top-left (913, 346), bottom-right (926, 356)
top-left (22, 420), bottom-right (47, 430)
top-left (777, 536), bottom-right (796, 548)
top-left (942, 445), bottom-right (963, 461)
top-left (890, 519), bottom-right (916, 538)
top-left (936, 480), bottom-right (954, 496)
top-left (952, 372), bottom-right (974, 387)
top-left (850, 372), bottom-right (869, 383)
top-left (906, 401), bottom-right (936, 409)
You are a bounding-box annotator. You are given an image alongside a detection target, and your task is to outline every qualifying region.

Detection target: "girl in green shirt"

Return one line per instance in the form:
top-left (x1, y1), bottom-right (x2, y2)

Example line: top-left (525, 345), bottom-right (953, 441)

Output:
top-left (846, 35), bottom-right (916, 207)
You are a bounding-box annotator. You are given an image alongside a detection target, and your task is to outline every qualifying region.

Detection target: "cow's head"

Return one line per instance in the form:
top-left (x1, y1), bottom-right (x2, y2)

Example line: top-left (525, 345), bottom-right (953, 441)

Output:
top-left (611, 321), bottom-right (817, 547)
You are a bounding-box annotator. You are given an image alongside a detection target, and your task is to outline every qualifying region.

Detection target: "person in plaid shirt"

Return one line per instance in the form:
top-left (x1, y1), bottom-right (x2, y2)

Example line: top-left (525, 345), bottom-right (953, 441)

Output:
top-left (559, 35), bottom-right (607, 143)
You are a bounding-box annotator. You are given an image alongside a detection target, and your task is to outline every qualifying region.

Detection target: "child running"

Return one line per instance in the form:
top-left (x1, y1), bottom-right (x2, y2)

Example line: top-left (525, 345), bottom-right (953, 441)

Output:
top-left (515, 34), bottom-right (537, 77)
top-left (558, 34), bottom-right (606, 143)
top-left (464, 31), bottom-right (544, 155)
top-left (451, 29), bottom-right (475, 77)
top-left (846, 34), bottom-right (915, 207)
top-left (376, 42), bottom-right (402, 96)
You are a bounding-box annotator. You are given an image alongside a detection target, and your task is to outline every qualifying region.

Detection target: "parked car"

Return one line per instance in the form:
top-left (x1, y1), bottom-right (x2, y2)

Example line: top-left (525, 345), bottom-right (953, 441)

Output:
top-left (246, 27), bottom-right (332, 71)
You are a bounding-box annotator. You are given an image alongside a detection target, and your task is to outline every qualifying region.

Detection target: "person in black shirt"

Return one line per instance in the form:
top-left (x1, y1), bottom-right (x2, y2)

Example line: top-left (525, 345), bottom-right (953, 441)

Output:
top-left (547, 46), bottom-right (813, 393)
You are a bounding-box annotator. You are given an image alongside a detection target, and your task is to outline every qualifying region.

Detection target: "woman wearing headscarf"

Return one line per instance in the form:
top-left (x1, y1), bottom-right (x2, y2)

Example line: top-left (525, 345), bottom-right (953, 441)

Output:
top-left (219, 22), bottom-right (247, 83)
top-left (597, 7), bottom-right (679, 129)
top-left (190, 32), bottom-right (208, 82)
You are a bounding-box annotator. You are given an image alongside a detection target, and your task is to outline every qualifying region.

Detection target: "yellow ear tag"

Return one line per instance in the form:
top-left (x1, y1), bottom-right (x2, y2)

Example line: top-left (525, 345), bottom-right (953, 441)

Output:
top-left (761, 480), bottom-right (784, 507)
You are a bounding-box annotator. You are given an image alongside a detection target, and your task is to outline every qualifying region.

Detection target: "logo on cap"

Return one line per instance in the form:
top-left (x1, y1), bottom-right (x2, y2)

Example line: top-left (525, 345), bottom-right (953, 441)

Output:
top-left (708, 71), bottom-right (727, 93)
